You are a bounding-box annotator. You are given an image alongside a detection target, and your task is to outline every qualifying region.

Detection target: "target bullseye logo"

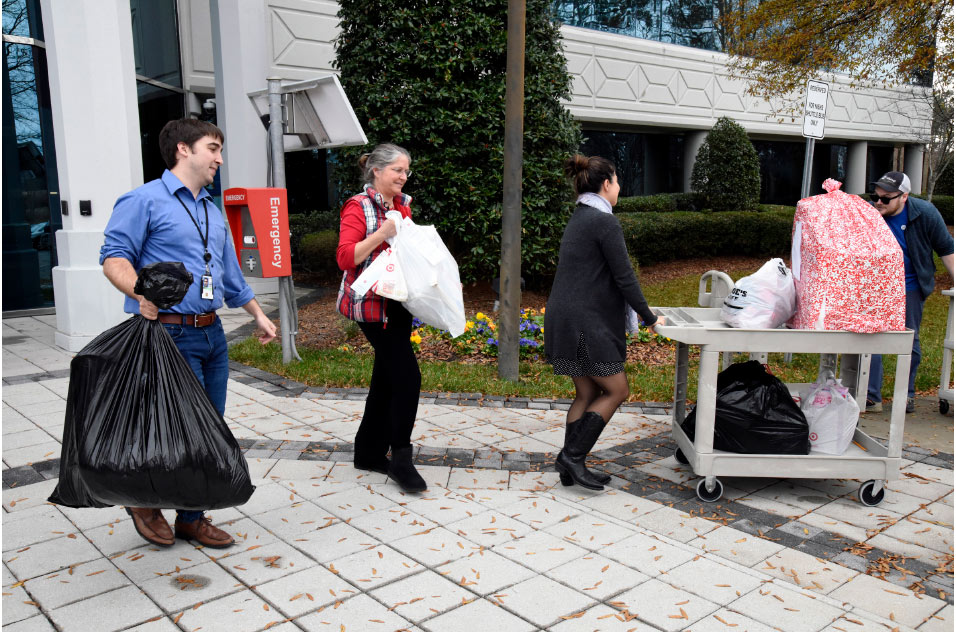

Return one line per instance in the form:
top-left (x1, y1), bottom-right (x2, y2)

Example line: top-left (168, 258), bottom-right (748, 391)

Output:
top-left (809, 432), bottom-right (818, 441)
top-left (386, 263), bottom-right (394, 272)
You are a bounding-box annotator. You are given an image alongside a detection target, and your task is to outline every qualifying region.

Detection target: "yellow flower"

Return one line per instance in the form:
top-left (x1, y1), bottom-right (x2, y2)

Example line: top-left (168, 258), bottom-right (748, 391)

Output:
top-left (410, 334), bottom-right (422, 345)
top-left (475, 312), bottom-right (486, 321)
top-left (540, 307), bottom-right (545, 314)
top-left (465, 321), bottom-right (475, 330)
top-left (488, 322), bottom-right (496, 330)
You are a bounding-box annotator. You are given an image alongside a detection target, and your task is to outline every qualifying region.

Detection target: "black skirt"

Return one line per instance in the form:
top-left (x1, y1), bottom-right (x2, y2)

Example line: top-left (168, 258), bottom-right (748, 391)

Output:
top-left (550, 332), bottom-right (624, 377)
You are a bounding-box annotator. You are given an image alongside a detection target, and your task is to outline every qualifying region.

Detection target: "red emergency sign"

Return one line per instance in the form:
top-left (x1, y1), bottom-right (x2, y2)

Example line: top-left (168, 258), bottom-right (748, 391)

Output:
top-left (223, 187), bottom-right (292, 278)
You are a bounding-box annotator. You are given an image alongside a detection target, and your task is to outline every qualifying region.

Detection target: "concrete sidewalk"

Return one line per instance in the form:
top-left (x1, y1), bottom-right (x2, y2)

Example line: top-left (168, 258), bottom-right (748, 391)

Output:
top-left (2, 307), bottom-right (953, 632)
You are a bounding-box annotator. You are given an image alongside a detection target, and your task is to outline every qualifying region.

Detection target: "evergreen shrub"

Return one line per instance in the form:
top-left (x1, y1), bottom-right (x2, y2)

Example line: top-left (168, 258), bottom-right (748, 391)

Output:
top-left (299, 230), bottom-right (342, 280)
top-left (616, 192), bottom-right (703, 213)
top-left (691, 117), bottom-right (761, 213)
top-left (618, 209), bottom-right (794, 266)
top-left (333, 0), bottom-right (581, 284)
top-left (289, 210), bottom-right (339, 265)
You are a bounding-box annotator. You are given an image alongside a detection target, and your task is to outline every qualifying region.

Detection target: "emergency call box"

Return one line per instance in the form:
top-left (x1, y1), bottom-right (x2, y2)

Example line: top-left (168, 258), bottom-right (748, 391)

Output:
top-left (223, 187), bottom-right (292, 278)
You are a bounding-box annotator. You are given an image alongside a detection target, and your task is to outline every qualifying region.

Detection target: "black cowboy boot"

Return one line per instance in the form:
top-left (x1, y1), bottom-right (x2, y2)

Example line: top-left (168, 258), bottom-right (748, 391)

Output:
top-left (555, 411), bottom-right (607, 490)
top-left (561, 418), bottom-right (611, 484)
top-left (388, 446), bottom-right (427, 492)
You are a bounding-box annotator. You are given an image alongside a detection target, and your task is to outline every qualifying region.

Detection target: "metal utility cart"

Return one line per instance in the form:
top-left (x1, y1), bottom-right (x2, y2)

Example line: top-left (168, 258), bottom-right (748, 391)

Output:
top-left (939, 289), bottom-right (954, 415)
top-left (654, 307), bottom-right (913, 506)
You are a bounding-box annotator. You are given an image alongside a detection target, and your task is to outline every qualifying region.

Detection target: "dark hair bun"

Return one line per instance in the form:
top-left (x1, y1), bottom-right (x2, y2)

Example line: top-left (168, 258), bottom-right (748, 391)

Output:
top-left (357, 153), bottom-right (370, 169)
top-left (564, 153), bottom-right (589, 179)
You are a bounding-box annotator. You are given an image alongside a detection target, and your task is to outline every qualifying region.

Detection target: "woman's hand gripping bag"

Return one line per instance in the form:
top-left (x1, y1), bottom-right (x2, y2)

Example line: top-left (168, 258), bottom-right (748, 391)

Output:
top-left (721, 258), bottom-right (796, 329)
top-left (799, 371), bottom-right (860, 455)
top-left (789, 179), bottom-right (905, 332)
top-left (387, 211), bottom-right (466, 337)
top-left (48, 262), bottom-right (255, 510)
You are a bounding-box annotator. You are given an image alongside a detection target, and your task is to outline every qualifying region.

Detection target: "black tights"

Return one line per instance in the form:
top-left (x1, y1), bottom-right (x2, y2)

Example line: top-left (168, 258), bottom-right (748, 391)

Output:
top-left (356, 302), bottom-right (421, 459)
top-left (567, 372), bottom-right (629, 425)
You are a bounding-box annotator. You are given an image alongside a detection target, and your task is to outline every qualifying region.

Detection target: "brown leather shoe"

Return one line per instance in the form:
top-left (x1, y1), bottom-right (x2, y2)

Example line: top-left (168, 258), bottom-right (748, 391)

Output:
top-left (125, 507), bottom-right (175, 547)
top-left (174, 516), bottom-right (235, 548)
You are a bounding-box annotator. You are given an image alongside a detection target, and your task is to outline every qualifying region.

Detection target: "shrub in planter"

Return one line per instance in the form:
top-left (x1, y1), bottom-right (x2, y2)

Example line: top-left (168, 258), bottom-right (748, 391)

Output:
top-left (299, 230), bottom-right (341, 280)
top-left (691, 117), bottom-right (761, 213)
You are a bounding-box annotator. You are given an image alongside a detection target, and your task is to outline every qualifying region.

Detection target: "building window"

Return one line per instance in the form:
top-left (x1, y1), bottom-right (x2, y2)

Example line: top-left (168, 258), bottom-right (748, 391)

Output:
top-left (554, 0), bottom-right (725, 51)
top-left (3, 0), bottom-right (60, 311)
top-left (130, 0), bottom-right (185, 181)
top-left (580, 129), bottom-right (684, 197)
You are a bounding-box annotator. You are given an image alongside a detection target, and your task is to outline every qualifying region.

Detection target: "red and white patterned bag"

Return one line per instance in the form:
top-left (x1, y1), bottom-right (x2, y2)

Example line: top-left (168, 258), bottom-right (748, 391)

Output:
top-left (789, 179), bottom-right (905, 333)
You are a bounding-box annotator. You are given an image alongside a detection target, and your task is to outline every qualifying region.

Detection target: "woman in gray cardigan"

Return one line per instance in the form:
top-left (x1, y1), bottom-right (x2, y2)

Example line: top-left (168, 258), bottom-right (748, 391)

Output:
top-left (544, 154), bottom-right (663, 490)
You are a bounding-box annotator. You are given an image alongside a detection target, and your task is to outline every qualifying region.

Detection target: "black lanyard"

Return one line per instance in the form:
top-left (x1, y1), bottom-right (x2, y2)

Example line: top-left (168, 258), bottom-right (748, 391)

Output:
top-left (174, 193), bottom-right (212, 270)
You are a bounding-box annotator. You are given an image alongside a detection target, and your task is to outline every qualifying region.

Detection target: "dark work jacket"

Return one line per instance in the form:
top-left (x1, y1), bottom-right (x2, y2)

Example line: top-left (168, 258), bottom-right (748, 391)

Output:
top-left (895, 197), bottom-right (953, 300)
top-left (544, 204), bottom-right (657, 363)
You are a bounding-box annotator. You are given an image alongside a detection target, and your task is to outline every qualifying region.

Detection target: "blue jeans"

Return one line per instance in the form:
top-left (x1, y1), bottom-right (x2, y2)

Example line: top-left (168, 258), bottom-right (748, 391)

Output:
top-left (163, 317), bottom-right (229, 522)
top-left (867, 290), bottom-right (924, 403)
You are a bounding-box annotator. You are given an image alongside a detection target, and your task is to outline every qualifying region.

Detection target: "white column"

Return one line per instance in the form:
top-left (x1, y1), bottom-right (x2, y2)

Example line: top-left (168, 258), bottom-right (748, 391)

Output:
top-left (904, 144), bottom-right (925, 195)
top-left (845, 140), bottom-right (868, 195)
top-left (40, 0), bottom-right (142, 351)
top-left (683, 130), bottom-right (707, 193)
top-left (209, 0), bottom-right (277, 296)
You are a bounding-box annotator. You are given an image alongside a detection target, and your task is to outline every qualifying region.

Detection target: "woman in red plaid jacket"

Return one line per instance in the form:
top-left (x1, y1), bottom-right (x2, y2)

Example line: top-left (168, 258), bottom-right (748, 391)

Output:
top-left (335, 144), bottom-right (426, 492)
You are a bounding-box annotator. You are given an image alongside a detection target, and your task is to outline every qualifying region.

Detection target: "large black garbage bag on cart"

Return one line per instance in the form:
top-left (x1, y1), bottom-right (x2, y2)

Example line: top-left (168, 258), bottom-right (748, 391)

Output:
top-left (49, 262), bottom-right (255, 510)
top-left (682, 360), bottom-right (810, 455)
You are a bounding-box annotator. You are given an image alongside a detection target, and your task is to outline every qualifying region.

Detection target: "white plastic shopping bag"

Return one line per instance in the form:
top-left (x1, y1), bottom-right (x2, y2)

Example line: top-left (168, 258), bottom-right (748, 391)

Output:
top-left (721, 258), bottom-right (796, 329)
top-left (387, 211), bottom-right (466, 337)
top-left (799, 371), bottom-right (859, 455)
top-left (373, 248), bottom-right (408, 301)
top-left (350, 247), bottom-right (391, 297)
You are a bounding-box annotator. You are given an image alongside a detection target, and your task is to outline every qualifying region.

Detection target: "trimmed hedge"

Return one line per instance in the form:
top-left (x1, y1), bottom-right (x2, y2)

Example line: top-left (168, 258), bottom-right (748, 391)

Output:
top-left (616, 192), bottom-right (703, 213)
top-left (299, 230), bottom-right (342, 280)
top-left (289, 210), bottom-right (339, 265)
top-left (619, 209), bottom-right (794, 266)
top-left (913, 194), bottom-right (954, 225)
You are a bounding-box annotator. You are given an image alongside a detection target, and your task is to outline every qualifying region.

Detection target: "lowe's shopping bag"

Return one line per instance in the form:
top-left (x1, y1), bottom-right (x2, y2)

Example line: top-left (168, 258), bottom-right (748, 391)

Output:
top-left (721, 258), bottom-right (796, 329)
top-left (387, 211), bottom-right (466, 337)
top-left (49, 263), bottom-right (254, 510)
top-left (799, 371), bottom-right (859, 455)
top-left (682, 361), bottom-right (810, 455)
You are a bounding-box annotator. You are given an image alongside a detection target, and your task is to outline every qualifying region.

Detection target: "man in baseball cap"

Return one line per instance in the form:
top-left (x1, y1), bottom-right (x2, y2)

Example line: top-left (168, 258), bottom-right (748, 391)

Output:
top-left (865, 171), bottom-right (953, 414)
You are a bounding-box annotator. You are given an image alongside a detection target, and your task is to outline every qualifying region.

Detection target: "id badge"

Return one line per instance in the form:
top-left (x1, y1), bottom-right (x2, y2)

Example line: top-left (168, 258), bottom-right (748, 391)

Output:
top-left (201, 274), bottom-right (214, 300)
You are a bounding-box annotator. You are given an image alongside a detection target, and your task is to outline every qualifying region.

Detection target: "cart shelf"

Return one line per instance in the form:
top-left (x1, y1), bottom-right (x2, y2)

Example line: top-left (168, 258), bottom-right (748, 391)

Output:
top-left (654, 307), bottom-right (913, 505)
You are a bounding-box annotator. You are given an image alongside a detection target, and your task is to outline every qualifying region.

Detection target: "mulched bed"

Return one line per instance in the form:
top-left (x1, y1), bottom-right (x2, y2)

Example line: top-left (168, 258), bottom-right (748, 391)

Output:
top-left (289, 255), bottom-right (767, 365)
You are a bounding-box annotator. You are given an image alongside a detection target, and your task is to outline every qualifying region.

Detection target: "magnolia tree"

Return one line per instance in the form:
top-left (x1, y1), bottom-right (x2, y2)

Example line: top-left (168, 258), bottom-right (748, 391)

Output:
top-left (333, 0), bottom-right (582, 284)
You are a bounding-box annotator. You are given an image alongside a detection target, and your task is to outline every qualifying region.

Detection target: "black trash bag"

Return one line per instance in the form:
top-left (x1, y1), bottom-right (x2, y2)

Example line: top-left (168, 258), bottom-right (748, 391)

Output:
top-left (682, 360), bottom-right (810, 455)
top-left (49, 268), bottom-right (254, 510)
top-left (133, 261), bottom-right (193, 310)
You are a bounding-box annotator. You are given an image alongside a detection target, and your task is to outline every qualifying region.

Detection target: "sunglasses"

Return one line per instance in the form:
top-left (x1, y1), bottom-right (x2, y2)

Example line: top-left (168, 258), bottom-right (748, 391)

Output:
top-left (870, 192), bottom-right (903, 205)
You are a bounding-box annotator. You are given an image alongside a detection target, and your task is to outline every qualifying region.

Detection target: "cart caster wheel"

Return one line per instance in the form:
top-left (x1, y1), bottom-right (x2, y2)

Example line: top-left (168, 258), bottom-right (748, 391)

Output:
top-left (675, 448), bottom-right (689, 465)
top-left (696, 478), bottom-right (723, 503)
top-left (858, 480), bottom-right (885, 507)
top-left (941, 400), bottom-right (950, 415)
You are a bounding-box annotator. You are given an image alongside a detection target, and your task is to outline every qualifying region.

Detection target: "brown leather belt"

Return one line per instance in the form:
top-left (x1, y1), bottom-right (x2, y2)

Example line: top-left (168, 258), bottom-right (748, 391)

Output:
top-left (157, 312), bottom-right (217, 327)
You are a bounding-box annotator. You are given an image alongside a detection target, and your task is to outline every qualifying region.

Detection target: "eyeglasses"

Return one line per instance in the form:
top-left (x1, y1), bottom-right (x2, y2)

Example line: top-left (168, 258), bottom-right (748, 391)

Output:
top-left (870, 192), bottom-right (902, 205)
top-left (388, 166), bottom-right (412, 177)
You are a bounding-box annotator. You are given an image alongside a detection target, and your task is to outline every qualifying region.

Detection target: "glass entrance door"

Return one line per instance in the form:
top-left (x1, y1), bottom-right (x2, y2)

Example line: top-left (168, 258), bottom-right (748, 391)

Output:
top-left (2, 0), bottom-right (60, 311)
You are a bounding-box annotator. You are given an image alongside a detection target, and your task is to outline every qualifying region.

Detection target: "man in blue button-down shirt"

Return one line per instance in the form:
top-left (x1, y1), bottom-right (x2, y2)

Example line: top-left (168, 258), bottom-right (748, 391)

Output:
top-left (100, 118), bottom-right (276, 549)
